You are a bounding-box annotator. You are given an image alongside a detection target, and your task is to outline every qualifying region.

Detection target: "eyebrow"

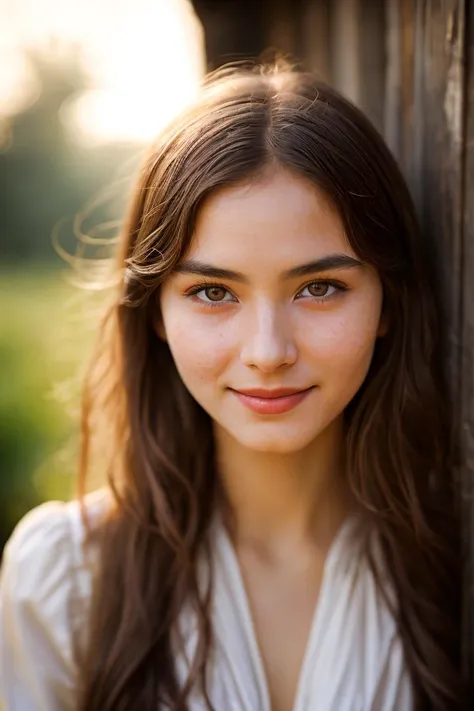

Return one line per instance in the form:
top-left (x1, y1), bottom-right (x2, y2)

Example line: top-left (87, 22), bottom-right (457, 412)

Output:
top-left (174, 253), bottom-right (363, 282)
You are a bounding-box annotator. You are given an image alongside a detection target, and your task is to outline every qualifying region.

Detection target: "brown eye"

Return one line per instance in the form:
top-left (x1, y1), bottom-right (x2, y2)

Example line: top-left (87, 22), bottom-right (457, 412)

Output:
top-left (297, 282), bottom-right (340, 300)
top-left (187, 284), bottom-right (235, 304)
top-left (307, 282), bottom-right (330, 297)
top-left (204, 287), bottom-right (227, 301)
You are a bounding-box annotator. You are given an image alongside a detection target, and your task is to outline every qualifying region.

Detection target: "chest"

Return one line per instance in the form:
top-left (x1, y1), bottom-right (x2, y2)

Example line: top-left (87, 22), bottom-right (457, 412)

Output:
top-left (199, 520), bottom-right (412, 711)
top-left (237, 550), bottom-right (324, 711)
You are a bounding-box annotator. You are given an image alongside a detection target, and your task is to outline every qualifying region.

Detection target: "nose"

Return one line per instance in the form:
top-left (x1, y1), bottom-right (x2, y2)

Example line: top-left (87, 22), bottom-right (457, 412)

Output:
top-left (240, 303), bottom-right (297, 372)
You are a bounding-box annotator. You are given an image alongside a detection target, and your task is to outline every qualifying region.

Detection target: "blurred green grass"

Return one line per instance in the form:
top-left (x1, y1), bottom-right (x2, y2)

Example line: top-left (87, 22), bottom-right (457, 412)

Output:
top-left (0, 266), bottom-right (96, 541)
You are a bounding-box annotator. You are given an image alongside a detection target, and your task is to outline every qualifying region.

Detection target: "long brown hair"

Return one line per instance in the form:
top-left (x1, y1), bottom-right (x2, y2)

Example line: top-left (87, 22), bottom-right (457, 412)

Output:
top-left (76, 62), bottom-right (464, 710)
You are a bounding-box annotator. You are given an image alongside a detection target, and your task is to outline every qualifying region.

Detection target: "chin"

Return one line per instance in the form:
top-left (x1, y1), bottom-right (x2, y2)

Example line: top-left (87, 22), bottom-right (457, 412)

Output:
top-left (233, 426), bottom-right (320, 454)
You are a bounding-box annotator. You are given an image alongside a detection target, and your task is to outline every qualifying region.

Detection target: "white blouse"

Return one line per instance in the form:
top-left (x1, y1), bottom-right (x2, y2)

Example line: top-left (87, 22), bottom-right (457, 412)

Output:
top-left (0, 489), bottom-right (413, 711)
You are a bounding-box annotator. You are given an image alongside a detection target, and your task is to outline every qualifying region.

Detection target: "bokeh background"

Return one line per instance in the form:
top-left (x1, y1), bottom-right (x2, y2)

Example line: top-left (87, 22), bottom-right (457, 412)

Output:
top-left (0, 0), bottom-right (205, 549)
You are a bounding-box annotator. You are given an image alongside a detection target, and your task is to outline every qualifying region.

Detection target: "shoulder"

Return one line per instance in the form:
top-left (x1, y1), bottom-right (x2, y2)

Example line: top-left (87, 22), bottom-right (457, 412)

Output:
top-left (0, 488), bottom-right (111, 649)
top-left (3, 499), bottom-right (75, 589)
top-left (2, 488), bottom-right (111, 592)
top-left (0, 492), bottom-right (111, 709)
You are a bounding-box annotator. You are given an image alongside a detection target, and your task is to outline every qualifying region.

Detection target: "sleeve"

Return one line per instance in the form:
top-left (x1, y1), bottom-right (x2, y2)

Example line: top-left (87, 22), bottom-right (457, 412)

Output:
top-left (369, 633), bottom-right (415, 711)
top-left (0, 501), bottom-right (79, 711)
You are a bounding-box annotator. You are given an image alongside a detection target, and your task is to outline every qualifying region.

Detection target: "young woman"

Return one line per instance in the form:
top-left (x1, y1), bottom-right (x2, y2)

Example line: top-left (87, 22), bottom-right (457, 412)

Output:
top-left (0, 62), bottom-right (466, 711)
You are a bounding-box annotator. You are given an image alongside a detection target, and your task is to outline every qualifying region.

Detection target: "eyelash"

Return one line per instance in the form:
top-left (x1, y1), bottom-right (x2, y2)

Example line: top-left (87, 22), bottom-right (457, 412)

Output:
top-left (184, 279), bottom-right (349, 308)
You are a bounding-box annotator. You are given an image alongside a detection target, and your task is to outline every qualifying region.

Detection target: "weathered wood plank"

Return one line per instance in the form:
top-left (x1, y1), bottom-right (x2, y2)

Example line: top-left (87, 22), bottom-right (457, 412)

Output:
top-left (191, 0), bottom-right (265, 69)
top-left (382, 0), bottom-right (472, 687)
top-left (393, 0), bottom-right (464, 340)
top-left (460, 0), bottom-right (474, 685)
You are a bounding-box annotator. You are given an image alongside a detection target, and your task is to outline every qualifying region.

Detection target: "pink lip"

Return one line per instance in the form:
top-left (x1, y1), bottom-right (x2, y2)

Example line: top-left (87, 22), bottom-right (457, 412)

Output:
top-left (230, 386), bottom-right (315, 415)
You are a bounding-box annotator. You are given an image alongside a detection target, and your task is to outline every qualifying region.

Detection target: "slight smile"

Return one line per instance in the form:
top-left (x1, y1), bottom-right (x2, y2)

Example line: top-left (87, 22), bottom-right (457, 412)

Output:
top-left (229, 386), bottom-right (315, 415)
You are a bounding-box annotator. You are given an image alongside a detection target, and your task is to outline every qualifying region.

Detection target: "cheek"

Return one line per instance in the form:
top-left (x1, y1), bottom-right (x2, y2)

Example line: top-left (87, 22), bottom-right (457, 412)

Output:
top-left (305, 301), bottom-right (381, 379)
top-left (161, 309), bottom-right (232, 387)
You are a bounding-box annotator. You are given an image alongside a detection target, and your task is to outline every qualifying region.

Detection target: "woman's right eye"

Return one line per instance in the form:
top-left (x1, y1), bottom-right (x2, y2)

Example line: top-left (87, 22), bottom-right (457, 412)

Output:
top-left (198, 286), bottom-right (229, 302)
top-left (186, 285), bottom-right (236, 305)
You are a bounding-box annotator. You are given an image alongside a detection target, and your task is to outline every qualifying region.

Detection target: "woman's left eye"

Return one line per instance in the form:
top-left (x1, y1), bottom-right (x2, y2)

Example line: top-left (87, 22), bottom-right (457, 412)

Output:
top-left (297, 282), bottom-right (340, 300)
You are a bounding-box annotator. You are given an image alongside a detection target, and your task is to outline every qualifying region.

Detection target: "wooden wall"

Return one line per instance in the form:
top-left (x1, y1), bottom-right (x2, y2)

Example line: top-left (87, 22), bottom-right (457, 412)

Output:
top-left (192, 0), bottom-right (474, 690)
top-left (382, 0), bottom-right (472, 683)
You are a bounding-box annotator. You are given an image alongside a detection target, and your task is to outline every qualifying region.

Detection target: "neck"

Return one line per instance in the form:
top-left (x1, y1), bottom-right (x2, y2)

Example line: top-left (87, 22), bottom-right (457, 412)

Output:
top-left (214, 416), bottom-right (351, 556)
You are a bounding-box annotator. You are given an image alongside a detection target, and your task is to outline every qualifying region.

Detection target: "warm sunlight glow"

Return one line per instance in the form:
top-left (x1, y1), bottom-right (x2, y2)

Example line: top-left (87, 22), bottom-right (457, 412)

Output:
top-left (0, 0), bottom-right (205, 144)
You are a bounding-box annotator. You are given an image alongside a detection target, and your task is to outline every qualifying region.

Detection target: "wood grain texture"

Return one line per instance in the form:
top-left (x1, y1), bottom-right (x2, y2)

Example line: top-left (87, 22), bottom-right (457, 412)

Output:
top-left (460, 0), bottom-right (474, 686)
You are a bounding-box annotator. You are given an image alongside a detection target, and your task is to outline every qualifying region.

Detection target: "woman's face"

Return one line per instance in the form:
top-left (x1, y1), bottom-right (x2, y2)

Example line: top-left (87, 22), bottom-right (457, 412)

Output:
top-left (159, 168), bottom-right (385, 453)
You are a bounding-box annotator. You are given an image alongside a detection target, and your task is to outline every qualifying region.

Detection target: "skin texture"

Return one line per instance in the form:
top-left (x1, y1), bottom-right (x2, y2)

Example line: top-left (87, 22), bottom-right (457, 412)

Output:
top-left (159, 168), bottom-right (385, 461)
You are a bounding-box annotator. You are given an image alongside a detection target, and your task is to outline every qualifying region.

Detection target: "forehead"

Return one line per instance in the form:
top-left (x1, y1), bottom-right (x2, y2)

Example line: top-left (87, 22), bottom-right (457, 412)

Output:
top-left (188, 168), bottom-right (354, 266)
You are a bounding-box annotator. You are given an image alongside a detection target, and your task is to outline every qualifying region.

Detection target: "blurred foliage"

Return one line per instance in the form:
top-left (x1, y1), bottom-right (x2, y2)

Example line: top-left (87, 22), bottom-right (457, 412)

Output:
top-left (0, 48), bottom-right (144, 548)
top-left (0, 47), bottom-right (143, 264)
top-left (0, 267), bottom-right (88, 548)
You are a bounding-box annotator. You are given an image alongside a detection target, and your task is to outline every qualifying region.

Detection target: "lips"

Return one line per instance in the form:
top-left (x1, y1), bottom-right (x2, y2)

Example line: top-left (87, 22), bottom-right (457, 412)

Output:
top-left (233, 387), bottom-right (311, 399)
top-left (229, 386), bottom-right (315, 415)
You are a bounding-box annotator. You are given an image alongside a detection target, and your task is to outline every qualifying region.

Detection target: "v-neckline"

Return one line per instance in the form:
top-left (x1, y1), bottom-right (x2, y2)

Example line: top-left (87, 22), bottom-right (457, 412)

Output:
top-left (214, 515), bottom-right (356, 711)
